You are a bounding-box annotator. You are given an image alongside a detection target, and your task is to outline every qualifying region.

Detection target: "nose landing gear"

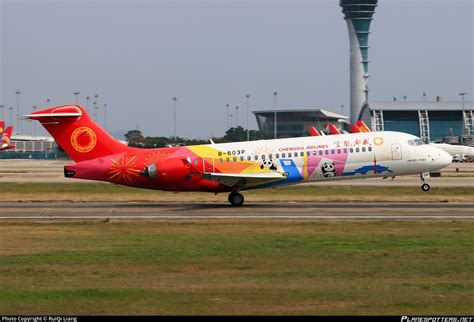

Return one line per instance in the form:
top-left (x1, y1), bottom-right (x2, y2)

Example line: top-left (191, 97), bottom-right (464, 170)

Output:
top-left (421, 183), bottom-right (430, 192)
top-left (228, 191), bottom-right (244, 206)
top-left (420, 172), bottom-right (430, 192)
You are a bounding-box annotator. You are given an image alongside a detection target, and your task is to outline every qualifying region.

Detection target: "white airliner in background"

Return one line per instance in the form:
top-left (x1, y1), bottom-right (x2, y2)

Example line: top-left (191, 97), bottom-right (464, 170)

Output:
top-left (431, 143), bottom-right (474, 162)
top-left (25, 105), bottom-right (452, 206)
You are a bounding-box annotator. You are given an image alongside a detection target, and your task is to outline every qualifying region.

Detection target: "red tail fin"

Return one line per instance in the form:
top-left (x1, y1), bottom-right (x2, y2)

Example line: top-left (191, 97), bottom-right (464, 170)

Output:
top-left (0, 121), bottom-right (5, 139)
top-left (327, 123), bottom-right (341, 135)
top-left (309, 126), bottom-right (320, 136)
top-left (25, 105), bottom-right (134, 162)
top-left (2, 126), bottom-right (13, 142)
top-left (356, 120), bottom-right (371, 132)
top-left (350, 124), bottom-right (361, 133)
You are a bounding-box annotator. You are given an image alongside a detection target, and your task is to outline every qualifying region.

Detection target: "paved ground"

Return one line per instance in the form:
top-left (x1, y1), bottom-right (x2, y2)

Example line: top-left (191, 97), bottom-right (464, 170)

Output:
top-left (0, 159), bottom-right (473, 186)
top-left (1, 202), bottom-right (473, 221)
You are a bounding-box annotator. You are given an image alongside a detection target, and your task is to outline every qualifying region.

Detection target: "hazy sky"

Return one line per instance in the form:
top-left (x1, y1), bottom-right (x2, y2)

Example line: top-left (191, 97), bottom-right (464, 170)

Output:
top-left (1, 0), bottom-right (473, 138)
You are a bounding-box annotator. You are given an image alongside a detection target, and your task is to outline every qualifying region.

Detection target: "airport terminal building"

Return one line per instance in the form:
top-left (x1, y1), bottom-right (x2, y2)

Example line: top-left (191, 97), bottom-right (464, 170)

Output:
top-left (360, 101), bottom-right (474, 144)
top-left (253, 109), bottom-right (348, 138)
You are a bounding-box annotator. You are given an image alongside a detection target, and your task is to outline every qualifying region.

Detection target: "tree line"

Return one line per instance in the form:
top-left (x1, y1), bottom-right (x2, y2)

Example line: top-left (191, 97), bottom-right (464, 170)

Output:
top-left (124, 126), bottom-right (273, 148)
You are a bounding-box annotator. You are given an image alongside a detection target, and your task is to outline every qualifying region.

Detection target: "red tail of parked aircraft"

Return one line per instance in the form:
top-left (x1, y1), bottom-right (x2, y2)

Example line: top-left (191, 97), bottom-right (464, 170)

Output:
top-left (309, 126), bottom-right (320, 136)
top-left (327, 123), bottom-right (341, 135)
top-left (0, 125), bottom-right (15, 151)
top-left (26, 105), bottom-right (135, 162)
top-left (350, 124), bottom-right (361, 133)
top-left (357, 120), bottom-right (371, 133)
top-left (0, 121), bottom-right (5, 138)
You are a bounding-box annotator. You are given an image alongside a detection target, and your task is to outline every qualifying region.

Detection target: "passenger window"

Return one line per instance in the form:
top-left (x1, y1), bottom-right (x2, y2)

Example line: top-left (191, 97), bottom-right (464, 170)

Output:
top-left (337, 149), bottom-right (341, 154)
top-left (226, 157), bottom-right (230, 162)
top-left (219, 158), bottom-right (223, 163)
top-left (319, 150), bottom-right (323, 156)
top-left (247, 156), bottom-right (251, 161)
top-left (331, 149), bottom-right (335, 154)
top-left (300, 152), bottom-right (304, 157)
top-left (312, 151), bottom-right (317, 156)
top-left (350, 148), bottom-right (354, 153)
top-left (240, 156), bottom-right (244, 161)
top-left (343, 148), bottom-right (348, 154)
top-left (276, 153), bottom-right (280, 159)
top-left (233, 157), bottom-right (237, 162)
top-left (325, 150), bottom-right (329, 155)
top-left (307, 151), bottom-right (311, 156)
top-left (288, 153), bottom-right (292, 157)
top-left (368, 147), bottom-right (372, 152)
top-left (356, 148), bottom-right (360, 153)
top-left (269, 154), bottom-right (273, 159)
top-left (254, 155), bottom-right (258, 161)
top-left (362, 147), bottom-right (366, 152)
top-left (261, 154), bottom-right (265, 160)
top-left (282, 153), bottom-right (286, 158)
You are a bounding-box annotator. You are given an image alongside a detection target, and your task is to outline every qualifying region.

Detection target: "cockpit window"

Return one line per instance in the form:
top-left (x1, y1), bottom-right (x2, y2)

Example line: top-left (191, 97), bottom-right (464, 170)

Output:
top-left (408, 139), bottom-right (425, 146)
top-left (415, 139), bottom-right (425, 145)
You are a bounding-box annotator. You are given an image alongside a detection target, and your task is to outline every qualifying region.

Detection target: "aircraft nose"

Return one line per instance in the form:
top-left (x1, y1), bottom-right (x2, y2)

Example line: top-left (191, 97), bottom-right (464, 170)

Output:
top-left (435, 149), bottom-right (452, 168)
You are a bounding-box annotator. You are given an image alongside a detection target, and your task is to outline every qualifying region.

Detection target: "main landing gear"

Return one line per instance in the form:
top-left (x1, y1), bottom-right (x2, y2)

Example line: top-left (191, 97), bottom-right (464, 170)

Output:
top-left (420, 172), bottom-right (430, 192)
top-left (228, 191), bottom-right (244, 207)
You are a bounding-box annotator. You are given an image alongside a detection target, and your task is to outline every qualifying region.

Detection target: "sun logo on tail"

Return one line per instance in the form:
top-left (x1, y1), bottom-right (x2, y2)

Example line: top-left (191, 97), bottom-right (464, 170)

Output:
top-left (109, 155), bottom-right (141, 183)
top-left (71, 127), bottom-right (97, 153)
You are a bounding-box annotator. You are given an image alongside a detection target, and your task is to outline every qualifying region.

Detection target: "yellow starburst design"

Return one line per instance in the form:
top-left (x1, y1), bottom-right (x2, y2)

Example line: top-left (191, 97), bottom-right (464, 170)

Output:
top-left (109, 155), bottom-right (141, 183)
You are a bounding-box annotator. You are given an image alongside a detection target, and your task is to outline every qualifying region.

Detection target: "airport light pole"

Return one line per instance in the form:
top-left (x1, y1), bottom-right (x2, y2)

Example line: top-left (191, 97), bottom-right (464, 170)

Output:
top-left (73, 91), bottom-right (80, 104)
top-left (459, 92), bottom-right (468, 135)
top-left (85, 96), bottom-right (90, 113)
top-left (226, 104), bottom-right (230, 130)
top-left (229, 114), bottom-right (233, 127)
top-left (104, 104), bottom-right (108, 131)
top-left (246, 94), bottom-right (250, 141)
top-left (235, 106), bottom-right (239, 127)
top-left (423, 92), bottom-right (426, 102)
top-left (32, 105), bottom-right (37, 136)
top-left (0, 104), bottom-right (4, 121)
top-left (46, 98), bottom-right (51, 106)
top-left (172, 97), bottom-right (178, 139)
top-left (93, 101), bottom-right (98, 120)
top-left (15, 90), bottom-right (21, 133)
top-left (8, 107), bottom-right (13, 125)
top-left (273, 91), bottom-right (278, 139)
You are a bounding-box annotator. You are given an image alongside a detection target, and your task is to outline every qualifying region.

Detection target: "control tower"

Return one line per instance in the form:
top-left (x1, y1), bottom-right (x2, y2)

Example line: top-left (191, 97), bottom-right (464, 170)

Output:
top-left (340, 0), bottom-right (378, 124)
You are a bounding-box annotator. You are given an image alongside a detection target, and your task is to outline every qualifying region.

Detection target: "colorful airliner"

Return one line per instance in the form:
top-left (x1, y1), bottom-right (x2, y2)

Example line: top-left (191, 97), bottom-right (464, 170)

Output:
top-left (24, 105), bottom-right (452, 206)
top-left (0, 123), bottom-right (15, 151)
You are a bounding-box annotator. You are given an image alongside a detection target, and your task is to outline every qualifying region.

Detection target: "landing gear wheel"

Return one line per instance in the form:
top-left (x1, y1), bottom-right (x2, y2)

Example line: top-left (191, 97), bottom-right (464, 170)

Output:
top-left (421, 183), bottom-right (430, 192)
top-left (228, 192), bottom-right (244, 207)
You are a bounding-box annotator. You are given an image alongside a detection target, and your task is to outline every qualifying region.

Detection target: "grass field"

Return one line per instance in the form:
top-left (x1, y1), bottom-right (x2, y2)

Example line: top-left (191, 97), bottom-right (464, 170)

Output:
top-left (0, 221), bottom-right (473, 315)
top-left (0, 182), bottom-right (473, 203)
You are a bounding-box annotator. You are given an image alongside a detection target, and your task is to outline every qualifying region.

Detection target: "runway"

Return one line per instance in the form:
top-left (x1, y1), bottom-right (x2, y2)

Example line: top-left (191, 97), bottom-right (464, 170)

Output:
top-left (1, 202), bottom-right (473, 221)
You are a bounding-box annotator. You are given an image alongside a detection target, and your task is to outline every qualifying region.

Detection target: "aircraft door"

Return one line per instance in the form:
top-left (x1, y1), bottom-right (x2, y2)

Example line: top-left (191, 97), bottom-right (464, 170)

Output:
top-left (391, 143), bottom-right (402, 160)
top-left (203, 156), bottom-right (215, 173)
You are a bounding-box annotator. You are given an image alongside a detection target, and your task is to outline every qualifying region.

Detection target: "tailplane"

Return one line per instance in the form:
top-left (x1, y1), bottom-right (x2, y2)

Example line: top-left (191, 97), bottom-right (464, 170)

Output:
top-left (24, 105), bottom-right (134, 162)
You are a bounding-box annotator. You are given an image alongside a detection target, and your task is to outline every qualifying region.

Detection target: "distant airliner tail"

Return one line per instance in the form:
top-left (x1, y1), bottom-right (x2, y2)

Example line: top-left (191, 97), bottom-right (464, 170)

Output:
top-left (0, 121), bottom-right (5, 139)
